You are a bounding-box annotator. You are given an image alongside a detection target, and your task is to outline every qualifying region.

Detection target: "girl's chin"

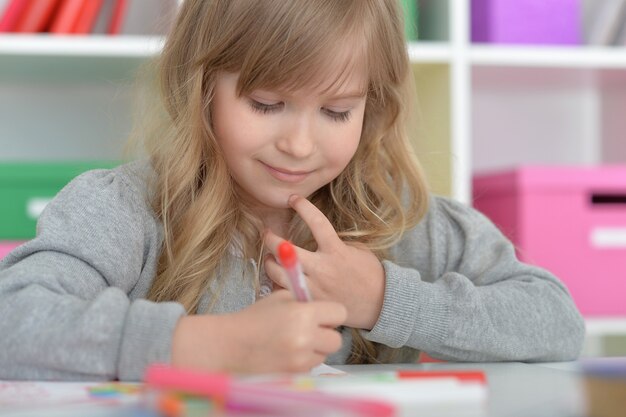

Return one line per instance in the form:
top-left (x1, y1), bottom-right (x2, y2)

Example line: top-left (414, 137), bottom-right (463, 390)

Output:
top-left (254, 191), bottom-right (311, 210)
top-left (249, 194), bottom-right (294, 211)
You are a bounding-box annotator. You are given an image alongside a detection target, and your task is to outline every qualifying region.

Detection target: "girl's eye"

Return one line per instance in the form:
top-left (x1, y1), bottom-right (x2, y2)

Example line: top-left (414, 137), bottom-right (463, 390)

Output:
top-left (248, 99), bottom-right (283, 114)
top-left (323, 108), bottom-right (352, 123)
top-left (248, 99), bottom-right (351, 123)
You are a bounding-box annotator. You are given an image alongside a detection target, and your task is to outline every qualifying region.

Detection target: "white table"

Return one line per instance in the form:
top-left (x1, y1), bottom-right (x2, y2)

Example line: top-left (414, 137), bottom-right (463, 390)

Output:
top-left (4, 359), bottom-right (621, 417)
top-left (337, 361), bottom-right (588, 417)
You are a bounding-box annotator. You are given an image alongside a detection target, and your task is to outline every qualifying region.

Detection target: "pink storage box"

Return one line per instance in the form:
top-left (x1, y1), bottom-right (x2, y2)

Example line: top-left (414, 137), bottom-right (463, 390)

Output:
top-left (473, 166), bottom-right (626, 316)
top-left (0, 242), bottom-right (22, 261)
top-left (471, 0), bottom-right (581, 45)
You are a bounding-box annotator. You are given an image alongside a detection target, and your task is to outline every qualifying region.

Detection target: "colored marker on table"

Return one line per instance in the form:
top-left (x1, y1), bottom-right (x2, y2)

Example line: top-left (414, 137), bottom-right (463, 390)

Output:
top-left (277, 241), bottom-right (312, 302)
top-left (145, 364), bottom-right (395, 417)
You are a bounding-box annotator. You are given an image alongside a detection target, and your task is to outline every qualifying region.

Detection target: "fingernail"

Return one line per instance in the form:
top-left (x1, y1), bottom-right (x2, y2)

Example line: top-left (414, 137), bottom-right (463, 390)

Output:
top-left (288, 195), bottom-right (298, 205)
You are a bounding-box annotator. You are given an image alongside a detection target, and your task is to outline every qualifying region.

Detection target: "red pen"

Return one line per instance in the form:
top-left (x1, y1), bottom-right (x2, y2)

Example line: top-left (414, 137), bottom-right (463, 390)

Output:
top-left (277, 241), bottom-right (312, 302)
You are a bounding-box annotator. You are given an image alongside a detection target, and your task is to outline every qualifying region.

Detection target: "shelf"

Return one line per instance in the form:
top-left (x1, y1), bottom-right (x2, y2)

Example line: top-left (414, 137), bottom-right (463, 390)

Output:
top-left (0, 36), bottom-right (453, 64)
top-left (408, 42), bottom-right (452, 63)
top-left (0, 35), bottom-right (163, 82)
top-left (0, 35), bottom-right (164, 57)
top-left (585, 318), bottom-right (626, 337)
top-left (470, 45), bottom-right (626, 69)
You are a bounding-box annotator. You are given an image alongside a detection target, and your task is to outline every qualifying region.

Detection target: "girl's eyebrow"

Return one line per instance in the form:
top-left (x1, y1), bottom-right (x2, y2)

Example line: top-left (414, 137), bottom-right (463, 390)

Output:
top-left (251, 88), bottom-right (365, 100)
top-left (325, 92), bottom-right (366, 100)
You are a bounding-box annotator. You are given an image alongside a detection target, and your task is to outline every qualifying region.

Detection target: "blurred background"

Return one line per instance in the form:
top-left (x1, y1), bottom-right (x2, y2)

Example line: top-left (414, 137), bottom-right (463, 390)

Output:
top-left (0, 0), bottom-right (625, 358)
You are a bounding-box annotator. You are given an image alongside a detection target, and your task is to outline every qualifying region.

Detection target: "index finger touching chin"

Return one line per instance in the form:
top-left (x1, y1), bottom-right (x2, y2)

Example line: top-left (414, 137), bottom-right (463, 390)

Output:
top-left (288, 195), bottom-right (340, 252)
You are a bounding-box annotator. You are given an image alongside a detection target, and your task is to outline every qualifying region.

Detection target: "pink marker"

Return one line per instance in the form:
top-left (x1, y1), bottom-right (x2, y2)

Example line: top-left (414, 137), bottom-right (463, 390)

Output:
top-left (278, 241), bottom-right (312, 302)
top-left (145, 364), bottom-right (395, 417)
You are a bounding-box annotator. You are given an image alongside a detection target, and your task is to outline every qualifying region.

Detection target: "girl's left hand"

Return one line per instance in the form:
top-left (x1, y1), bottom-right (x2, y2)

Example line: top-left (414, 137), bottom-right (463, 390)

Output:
top-left (263, 195), bottom-right (385, 330)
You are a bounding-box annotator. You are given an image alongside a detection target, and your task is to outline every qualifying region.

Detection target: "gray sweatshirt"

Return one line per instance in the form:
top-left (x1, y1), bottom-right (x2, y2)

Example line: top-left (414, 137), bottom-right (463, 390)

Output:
top-left (0, 162), bottom-right (585, 381)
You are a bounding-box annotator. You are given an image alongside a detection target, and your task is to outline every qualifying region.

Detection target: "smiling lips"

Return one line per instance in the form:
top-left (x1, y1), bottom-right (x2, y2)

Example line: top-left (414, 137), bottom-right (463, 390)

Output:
top-left (261, 162), bottom-right (312, 183)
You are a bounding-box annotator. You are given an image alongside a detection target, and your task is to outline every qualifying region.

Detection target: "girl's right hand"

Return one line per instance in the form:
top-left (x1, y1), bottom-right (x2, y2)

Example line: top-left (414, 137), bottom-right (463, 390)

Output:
top-left (171, 290), bottom-right (347, 373)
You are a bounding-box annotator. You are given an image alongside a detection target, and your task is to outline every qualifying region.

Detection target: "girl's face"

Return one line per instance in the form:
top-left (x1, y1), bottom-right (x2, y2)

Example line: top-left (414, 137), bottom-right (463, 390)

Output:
top-left (211, 68), bottom-right (367, 212)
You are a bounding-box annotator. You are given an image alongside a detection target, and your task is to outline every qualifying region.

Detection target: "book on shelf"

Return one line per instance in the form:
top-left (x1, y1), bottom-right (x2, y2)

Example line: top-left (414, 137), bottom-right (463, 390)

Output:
top-left (0, 0), bottom-right (29, 32)
top-left (400, 0), bottom-right (418, 41)
top-left (14, 0), bottom-right (61, 32)
top-left (0, 0), bottom-right (178, 36)
top-left (49, 0), bottom-right (85, 34)
top-left (107, 0), bottom-right (126, 34)
top-left (73, 0), bottom-right (104, 34)
top-left (112, 0), bottom-right (177, 35)
top-left (617, 10), bottom-right (626, 44)
top-left (612, 3), bottom-right (626, 46)
top-left (90, 0), bottom-right (115, 34)
top-left (585, 0), bottom-right (626, 45)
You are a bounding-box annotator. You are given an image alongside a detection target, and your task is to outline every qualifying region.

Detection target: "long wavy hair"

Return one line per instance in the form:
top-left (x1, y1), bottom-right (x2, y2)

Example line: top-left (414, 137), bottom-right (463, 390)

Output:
top-left (140, 0), bottom-right (430, 365)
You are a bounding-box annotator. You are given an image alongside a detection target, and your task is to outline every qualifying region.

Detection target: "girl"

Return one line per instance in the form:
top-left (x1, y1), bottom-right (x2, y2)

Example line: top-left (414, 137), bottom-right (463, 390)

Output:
top-left (0, 0), bottom-right (584, 381)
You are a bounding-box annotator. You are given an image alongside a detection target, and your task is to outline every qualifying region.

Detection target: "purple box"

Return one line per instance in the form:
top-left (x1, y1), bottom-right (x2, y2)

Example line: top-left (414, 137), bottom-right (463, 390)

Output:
top-left (471, 0), bottom-right (581, 45)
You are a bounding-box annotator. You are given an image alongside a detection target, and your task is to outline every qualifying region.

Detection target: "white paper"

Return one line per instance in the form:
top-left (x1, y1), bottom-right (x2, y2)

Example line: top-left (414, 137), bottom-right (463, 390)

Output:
top-left (310, 363), bottom-right (347, 376)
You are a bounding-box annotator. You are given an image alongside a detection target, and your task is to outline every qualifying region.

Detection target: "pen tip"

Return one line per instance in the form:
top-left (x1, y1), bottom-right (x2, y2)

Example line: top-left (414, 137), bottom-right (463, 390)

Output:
top-left (278, 241), bottom-right (297, 268)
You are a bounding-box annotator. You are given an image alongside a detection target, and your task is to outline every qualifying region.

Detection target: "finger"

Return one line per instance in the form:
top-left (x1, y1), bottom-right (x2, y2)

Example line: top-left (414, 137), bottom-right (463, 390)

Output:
top-left (263, 254), bottom-right (291, 289)
top-left (313, 328), bottom-right (343, 356)
top-left (289, 195), bottom-right (340, 252)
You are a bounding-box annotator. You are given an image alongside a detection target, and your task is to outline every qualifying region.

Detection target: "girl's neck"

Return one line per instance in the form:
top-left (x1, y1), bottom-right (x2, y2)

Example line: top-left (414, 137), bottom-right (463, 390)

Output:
top-left (260, 209), bottom-right (291, 238)
top-left (235, 186), bottom-right (291, 238)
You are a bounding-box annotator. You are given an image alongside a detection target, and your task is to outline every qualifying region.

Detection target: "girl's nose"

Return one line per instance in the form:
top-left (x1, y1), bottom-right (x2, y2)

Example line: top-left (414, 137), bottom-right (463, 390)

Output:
top-left (276, 116), bottom-right (316, 159)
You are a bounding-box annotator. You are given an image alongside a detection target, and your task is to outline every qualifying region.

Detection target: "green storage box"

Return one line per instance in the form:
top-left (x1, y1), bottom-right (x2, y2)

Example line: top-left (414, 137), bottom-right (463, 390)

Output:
top-left (0, 162), bottom-right (117, 240)
top-left (401, 0), bottom-right (419, 41)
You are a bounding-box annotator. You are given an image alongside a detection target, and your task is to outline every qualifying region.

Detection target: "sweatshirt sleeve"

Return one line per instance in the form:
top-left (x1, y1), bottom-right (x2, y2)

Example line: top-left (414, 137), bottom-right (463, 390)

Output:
top-left (0, 166), bottom-right (186, 381)
top-left (360, 196), bottom-right (585, 362)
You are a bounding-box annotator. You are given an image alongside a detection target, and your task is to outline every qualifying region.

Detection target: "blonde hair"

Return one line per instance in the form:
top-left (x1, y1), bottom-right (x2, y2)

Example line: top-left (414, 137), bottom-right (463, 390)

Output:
top-left (139, 0), bottom-right (430, 364)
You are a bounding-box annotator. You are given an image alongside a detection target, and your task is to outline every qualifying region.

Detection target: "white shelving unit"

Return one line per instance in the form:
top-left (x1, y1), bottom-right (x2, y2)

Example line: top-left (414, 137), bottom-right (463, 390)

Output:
top-left (411, 0), bottom-right (626, 353)
top-left (2, 3), bottom-right (625, 193)
top-left (1, 0), bottom-right (625, 352)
